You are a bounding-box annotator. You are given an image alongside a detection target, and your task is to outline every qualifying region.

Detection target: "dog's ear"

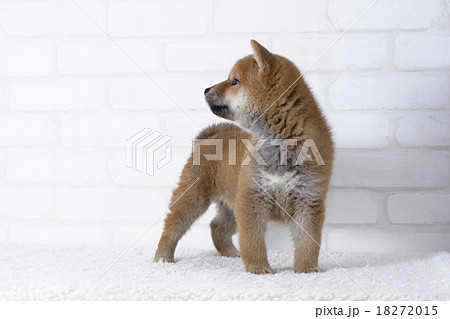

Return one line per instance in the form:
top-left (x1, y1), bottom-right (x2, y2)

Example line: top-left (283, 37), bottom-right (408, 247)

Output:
top-left (251, 40), bottom-right (273, 70)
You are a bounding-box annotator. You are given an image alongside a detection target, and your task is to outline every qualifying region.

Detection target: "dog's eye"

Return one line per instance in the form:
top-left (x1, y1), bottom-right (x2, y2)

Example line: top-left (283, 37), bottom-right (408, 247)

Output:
top-left (231, 79), bottom-right (239, 86)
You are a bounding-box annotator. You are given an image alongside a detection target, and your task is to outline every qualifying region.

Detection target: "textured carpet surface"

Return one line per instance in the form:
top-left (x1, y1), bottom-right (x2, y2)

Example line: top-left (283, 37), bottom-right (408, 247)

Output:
top-left (1, 244), bottom-right (449, 300)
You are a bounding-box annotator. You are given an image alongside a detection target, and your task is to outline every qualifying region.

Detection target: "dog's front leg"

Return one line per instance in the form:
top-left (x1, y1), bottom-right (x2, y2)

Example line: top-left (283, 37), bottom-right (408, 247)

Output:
top-left (290, 203), bottom-right (325, 273)
top-left (236, 188), bottom-right (273, 274)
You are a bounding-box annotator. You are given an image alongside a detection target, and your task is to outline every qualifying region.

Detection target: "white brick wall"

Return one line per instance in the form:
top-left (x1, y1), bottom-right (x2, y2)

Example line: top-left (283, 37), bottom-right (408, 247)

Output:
top-left (0, 2), bottom-right (107, 36)
top-left (9, 79), bottom-right (105, 111)
top-left (331, 153), bottom-right (449, 188)
top-left (327, 230), bottom-right (450, 253)
top-left (273, 35), bottom-right (388, 71)
top-left (0, 186), bottom-right (53, 218)
top-left (0, 0), bottom-right (449, 253)
top-left (395, 34), bottom-right (450, 70)
top-left (397, 112), bottom-right (450, 147)
top-left (57, 41), bottom-right (161, 74)
top-left (328, 0), bottom-right (442, 30)
top-left (60, 113), bottom-right (164, 147)
top-left (326, 190), bottom-right (382, 224)
top-left (388, 193), bottom-right (450, 224)
top-left (0, 42), bottom-right (52, 77)
top-left (109, 1), bottom-right (209, 36)
top-left (329, 74), bottom-right (450, 109)
top-left (56, 188), bottom-right (170, 221)
top-left (109, 77), bottom-right (210, 110)
top-left (165, 40), bottom-right (268, 72)
top-left (6, 150), bottom-right (106, 185)
top-left (328, 112), bottom-right (389, 148)
top-left (215, 0), bottom-right (329, 33)
top-left (0, 114), bottom-right (57, 146)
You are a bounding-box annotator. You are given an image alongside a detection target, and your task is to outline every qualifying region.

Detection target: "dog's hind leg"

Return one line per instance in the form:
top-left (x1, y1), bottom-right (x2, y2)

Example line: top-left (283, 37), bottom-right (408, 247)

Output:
top-left (154, 172), bottom-right (211, 263)
top-left (210, 203), bottom-right (239, 258)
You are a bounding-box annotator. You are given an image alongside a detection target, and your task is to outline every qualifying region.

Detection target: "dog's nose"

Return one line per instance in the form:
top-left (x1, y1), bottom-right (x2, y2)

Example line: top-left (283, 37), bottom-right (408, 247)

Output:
top-left (204, 87), bottom-right (211, 95)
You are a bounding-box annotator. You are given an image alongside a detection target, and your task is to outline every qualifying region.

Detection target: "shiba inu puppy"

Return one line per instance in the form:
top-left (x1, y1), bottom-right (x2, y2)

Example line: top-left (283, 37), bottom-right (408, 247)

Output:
top-left (154, 40), bottom-right (334, 274)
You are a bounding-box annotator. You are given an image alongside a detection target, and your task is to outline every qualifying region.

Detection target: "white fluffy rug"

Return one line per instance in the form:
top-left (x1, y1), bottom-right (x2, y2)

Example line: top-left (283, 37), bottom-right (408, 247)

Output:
top-left (1, 244), bottom-right (449, 300)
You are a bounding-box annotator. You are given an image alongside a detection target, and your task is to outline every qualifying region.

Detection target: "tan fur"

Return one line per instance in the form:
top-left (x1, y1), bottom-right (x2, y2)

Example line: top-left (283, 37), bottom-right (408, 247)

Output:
top-left (154, 40), bottom-right (334, 274)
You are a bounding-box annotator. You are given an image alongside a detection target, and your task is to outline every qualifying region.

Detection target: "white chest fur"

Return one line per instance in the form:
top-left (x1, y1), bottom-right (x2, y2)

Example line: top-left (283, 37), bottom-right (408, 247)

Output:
top-left (257, 170), bottom-right (297, 193)
top-left (253, 168), bottom-right (322, 208)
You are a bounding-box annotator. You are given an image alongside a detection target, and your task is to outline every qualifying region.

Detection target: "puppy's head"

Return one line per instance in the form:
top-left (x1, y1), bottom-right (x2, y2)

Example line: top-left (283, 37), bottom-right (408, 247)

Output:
top-left (204, 40), bottom-right (301, 129)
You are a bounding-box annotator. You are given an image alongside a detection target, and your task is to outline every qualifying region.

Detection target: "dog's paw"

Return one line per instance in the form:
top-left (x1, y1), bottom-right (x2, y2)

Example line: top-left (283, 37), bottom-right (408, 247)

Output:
top-left (247, 265), bottom-right (275, 275)
top-left (153, 256), bottom-right (175, 263)
top-left (221, 249), bottom-right (240, 258)
top-left (295, 266), bottom-right (323, 274)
